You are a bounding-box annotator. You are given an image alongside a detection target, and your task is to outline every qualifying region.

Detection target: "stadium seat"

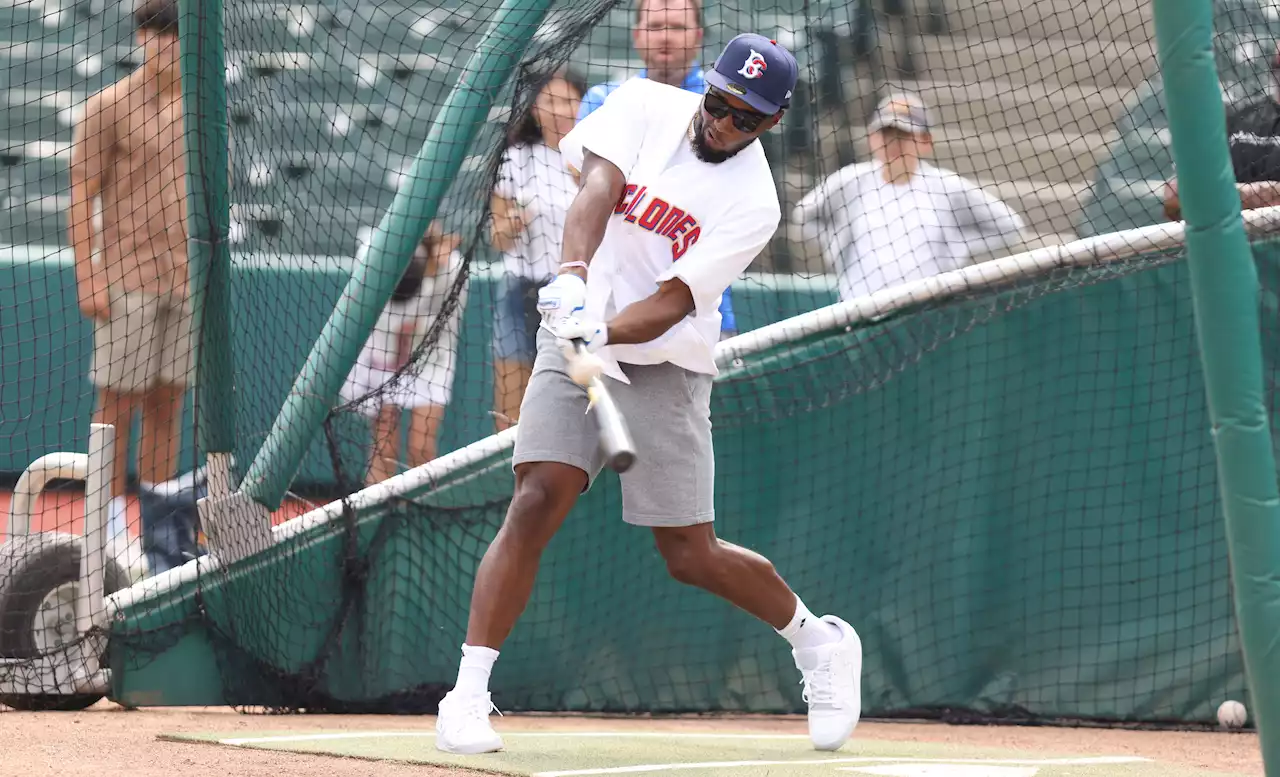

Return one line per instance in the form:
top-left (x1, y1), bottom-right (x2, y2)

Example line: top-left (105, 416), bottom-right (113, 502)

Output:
top-left (0, 96), bottom-right (66, 140)
top-left (229, 91), bottom-right (446, 161)
top-left (0, 5), bottom-right (79, 46)
top-left (358, 98), bottom-right (449, 156)
top-left (236, 101), bottom-right (368, 155)
top-left (6, 156), bottom-right (68, 201)
top-left (225, 10), bottom-right (335, 52)
top-left (227, 50), bottom-right (351, 100)
top-left (0, 43), bottom-right (135, 95)
top-left (277, 154), bottom-right (397, 212)
top-left (2, 201), bottom-right (66, 247)
top-left (0, 46), bottom-right (82, 93)
top-left (282, 208), bottom-right (368, 256)
top-left (327, 6), bottom-right (430, 57)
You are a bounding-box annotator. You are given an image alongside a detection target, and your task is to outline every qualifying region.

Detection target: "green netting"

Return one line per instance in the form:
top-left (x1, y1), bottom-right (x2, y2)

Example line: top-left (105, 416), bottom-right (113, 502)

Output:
top-left (110, 240), bottom-right (1255, 723)
top-left (0, 0), bottom-right (1270, 730)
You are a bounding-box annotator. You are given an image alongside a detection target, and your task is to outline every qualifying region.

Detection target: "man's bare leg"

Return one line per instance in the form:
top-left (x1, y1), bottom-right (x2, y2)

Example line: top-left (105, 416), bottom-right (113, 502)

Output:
top-left (652, 522), bottom-right (862, 751)
top-left (139, 383), bottom-right (184, 485)
top-left (493, 359), bottom-right (531, 432)
top-left (435, 460), bottom-right (585, 755)
top-left (407, 403), bottom-right (445, 469)
top-left (651, 523), bottom-right (798, 629)
top-left (368, 405), bottom-right (402, 486)
top-left (465, 460), bottom-right (585, 648)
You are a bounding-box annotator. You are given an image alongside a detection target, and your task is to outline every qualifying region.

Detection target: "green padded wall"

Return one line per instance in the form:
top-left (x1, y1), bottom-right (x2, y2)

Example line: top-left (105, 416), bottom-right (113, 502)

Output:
top-left (110, 242), bottom-right (1265, 723)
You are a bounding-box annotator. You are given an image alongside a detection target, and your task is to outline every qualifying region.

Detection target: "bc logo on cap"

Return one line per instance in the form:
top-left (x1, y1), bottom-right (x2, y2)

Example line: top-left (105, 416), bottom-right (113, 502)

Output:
top-left (737, 50), bottom-right (768, 79)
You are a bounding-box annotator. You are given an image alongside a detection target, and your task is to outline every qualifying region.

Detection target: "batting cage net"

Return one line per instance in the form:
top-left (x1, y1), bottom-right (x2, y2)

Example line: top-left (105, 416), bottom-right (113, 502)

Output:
top-left (0, 0), bottom-right (1271, 727)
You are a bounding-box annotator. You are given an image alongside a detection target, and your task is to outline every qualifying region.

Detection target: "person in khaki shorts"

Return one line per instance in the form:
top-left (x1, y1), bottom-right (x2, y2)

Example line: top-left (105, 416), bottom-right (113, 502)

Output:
top-left (69, 0), bottom-right (192, 539)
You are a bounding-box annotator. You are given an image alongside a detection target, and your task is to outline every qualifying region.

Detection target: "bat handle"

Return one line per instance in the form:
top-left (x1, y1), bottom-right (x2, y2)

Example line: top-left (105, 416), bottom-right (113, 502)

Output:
top-left (570, 339), bottom-right (638, 473)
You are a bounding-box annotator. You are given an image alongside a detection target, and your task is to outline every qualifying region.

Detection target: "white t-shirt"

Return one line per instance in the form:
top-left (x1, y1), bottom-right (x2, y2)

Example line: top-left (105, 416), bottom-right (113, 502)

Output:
top-left (558, 79), bottom-right (781, 381)
top-left (791, 160), bottom-right (1025, 302)
top-left (340, 245), bottom-right (468, 413)
top-left (494, 142), bottom-right (577, 282)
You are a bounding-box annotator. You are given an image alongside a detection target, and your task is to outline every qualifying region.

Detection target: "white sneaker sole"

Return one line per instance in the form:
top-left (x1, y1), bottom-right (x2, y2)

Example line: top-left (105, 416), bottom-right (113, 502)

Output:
top-left (435, 736), bottom-right (504, 755)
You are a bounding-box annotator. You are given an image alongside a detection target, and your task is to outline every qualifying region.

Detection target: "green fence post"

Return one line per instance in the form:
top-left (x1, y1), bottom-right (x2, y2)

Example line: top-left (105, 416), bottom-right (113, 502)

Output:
top-left (178, 0), bottom-right (236, 463)
top-left (1154, 0), bottom-right (1280, 770)
top-left (239, 0), bottom-right (554, 510)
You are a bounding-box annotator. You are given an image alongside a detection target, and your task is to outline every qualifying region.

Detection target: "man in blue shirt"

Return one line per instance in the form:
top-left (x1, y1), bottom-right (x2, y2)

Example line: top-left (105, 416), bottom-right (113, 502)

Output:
top-left (576, 0), bottom-right (739, 338)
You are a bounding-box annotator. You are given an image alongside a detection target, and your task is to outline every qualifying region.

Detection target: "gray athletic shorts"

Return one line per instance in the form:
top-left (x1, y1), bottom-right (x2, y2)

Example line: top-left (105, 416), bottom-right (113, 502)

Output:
top-left (512, 328), bottom-right (715, 527)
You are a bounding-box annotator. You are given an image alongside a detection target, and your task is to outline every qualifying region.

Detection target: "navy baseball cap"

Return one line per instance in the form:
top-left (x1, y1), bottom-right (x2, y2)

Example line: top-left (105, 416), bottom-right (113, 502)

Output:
top-left (705, 33), bottom-right (799, 115)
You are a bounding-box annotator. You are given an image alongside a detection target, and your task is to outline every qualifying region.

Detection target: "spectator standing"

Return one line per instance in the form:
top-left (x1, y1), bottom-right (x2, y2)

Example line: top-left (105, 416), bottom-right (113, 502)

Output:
top-left (69, 0), bottom-right (191, 541)
top-left (1164, 42), bottom-right (1280, 219)
top-left (341, 223), bottom-right (467, 486)
top-left (577, 0), bottom-right (740, 339)
top-left (490, 69), bottom-right (586, 430)
top-left (792, 94), bottom-right (1025, 302)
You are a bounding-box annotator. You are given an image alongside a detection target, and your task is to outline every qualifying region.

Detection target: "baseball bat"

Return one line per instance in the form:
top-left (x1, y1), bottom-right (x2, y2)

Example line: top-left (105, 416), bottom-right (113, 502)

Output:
top-left (572, 340), bottom-right (637, 473)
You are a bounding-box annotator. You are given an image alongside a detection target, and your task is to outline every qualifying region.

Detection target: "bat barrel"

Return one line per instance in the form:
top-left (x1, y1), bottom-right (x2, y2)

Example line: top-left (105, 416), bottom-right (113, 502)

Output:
top-left (571, 339), bottom-right (639, 473)
top-left (587, 378), bottom-right (638, 473)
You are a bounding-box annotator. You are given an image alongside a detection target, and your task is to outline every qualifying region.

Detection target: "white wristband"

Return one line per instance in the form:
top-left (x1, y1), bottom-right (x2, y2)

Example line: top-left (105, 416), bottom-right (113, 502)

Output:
top-left (560, 261), bottom-right (589, 274)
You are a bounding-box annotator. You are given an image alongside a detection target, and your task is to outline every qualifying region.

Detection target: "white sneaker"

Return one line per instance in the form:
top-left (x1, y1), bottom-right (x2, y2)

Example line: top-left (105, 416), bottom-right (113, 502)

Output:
top-left (793, 615), bottom-right (862, 751)
top-left (435, 690), bottom-right (504, 754)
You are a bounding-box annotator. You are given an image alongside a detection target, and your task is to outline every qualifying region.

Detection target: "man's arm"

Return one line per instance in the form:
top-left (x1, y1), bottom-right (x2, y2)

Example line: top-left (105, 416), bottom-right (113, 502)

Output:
top-left (69, 93), bottom-right (111, 321)
top-left (792, 165), bottom-right (864, 224)
top-left (489, 148), bottom-right (526, 252)
top-left (790, 172), bottom-right (833, 231)
top-left (489, 193), bottom-right (525, 253)
top-left (605, 206), bottom-right (777, 346)
top-left (1239, 181), bottom-right (1280, 210)
top-left (606, 279), bottom-right (695, 346)
top-left (558, 149), bottom-right (626, 280)
top-left (537, 80), bottom-right (650, 335)
top-left (791, 165), bottom-right (866, 247)
top-left (1163, 179), bottom-right (1280, 220)
top-left (949, 177), bottom-right (1025, 255)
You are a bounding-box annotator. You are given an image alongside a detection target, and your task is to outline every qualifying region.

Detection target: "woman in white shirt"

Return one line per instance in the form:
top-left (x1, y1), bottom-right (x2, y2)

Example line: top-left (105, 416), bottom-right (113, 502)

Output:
top-left (341, 222), bottom-right (467, 486)
top-left (489, 68), bottom-right (585, 430)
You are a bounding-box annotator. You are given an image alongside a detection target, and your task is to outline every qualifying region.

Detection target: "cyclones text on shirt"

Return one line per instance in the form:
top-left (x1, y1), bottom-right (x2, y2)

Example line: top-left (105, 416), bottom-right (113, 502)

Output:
top-left (613, 182), bottom-right (702, 260)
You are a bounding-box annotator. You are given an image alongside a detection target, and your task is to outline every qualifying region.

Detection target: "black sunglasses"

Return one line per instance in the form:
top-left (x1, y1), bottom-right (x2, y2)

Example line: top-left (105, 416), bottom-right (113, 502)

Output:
top-left (702, 88), bottom-right (769, 132)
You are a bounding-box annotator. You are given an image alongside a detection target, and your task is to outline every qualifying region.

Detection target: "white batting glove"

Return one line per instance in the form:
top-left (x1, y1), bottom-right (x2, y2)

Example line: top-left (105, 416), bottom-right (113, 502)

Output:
top-left (546, 315), bottom-right (608, 386)
top-left (551, 315), bottom-right (609, 352)
top-left (537, 273), bottom-right (587, 322)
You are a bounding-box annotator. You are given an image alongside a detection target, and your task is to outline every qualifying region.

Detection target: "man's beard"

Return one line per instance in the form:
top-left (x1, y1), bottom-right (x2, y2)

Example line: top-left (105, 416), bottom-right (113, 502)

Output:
top-left (690, 113), bottom-right (747, 164)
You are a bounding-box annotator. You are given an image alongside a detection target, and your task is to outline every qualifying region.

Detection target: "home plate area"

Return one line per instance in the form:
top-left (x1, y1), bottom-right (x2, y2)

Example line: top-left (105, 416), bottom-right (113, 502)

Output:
top-left (159, 730), bottom-right (1251, 776)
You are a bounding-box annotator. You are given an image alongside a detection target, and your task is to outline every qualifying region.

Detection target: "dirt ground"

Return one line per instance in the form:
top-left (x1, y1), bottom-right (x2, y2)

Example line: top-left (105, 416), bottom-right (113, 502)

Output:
top-left (0, 701), bottom-right (1263, 777)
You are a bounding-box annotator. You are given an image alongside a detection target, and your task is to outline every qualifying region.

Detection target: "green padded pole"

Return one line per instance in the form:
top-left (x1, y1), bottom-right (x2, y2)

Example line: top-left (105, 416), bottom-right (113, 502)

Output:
top-left (179, 0), bottom-right (236, 455)
top-left (240, 0), bottom-right (554, 509)
top-left (1155, 0), bottom-right (1280, 768)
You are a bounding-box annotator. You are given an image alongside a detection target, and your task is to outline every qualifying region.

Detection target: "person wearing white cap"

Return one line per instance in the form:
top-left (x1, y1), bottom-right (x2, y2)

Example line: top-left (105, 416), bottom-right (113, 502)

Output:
top-left (792, 93), bottom-right (1026, 303)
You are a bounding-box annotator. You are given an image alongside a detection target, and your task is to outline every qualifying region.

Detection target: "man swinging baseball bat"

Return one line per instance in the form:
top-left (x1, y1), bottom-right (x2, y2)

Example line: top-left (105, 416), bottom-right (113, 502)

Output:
top-left (435, 34), bottom-right (863, 756)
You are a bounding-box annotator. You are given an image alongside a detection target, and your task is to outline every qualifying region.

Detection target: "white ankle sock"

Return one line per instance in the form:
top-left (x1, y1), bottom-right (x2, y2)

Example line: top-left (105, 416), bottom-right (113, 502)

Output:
top-left (777, 597), bottom-right (841, 651)
top-left (454, 644), bottom-right (500, 696)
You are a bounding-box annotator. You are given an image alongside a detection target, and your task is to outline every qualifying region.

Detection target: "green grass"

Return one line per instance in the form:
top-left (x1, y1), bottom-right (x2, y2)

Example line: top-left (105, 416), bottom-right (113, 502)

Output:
top-left (160, 729), bottom-right (1252, 777)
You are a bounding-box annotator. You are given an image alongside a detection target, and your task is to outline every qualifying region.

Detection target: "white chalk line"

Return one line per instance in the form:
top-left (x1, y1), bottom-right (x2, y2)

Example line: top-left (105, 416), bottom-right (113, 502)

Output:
top-left (212, 730), bottom-right (1152, 776)
top-left (216, 731), bottom-right (812, 746)
top-left (532, 756), bottom-right (1151, 777)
